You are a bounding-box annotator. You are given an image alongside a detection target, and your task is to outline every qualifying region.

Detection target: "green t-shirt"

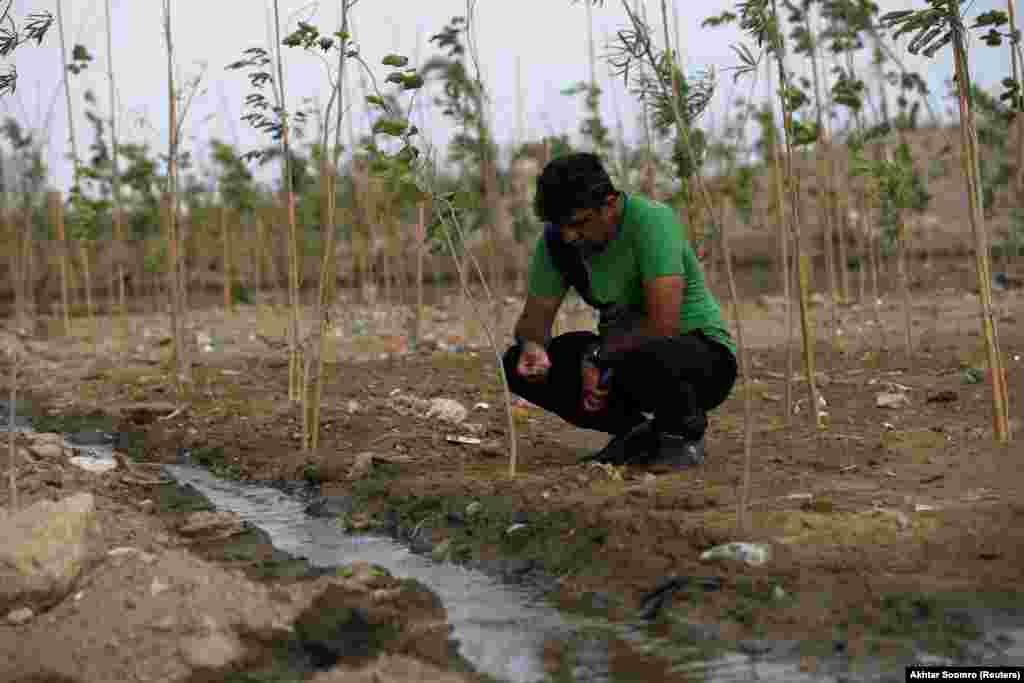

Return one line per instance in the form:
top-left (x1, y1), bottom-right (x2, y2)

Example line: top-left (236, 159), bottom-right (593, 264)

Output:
top-left (527, 193), bottom-right (735, 355)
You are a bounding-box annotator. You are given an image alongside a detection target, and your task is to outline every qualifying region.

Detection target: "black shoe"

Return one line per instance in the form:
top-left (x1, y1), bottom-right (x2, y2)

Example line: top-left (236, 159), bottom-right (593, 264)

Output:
top-left (640, 433), bottom-right (705, 471)
top-left (579, 419), bottom-right (655, 466)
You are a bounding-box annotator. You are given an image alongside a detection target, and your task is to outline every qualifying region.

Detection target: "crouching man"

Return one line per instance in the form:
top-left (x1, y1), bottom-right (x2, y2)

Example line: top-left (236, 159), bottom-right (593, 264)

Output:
top-left (503, 153), bottom-right (737, 470)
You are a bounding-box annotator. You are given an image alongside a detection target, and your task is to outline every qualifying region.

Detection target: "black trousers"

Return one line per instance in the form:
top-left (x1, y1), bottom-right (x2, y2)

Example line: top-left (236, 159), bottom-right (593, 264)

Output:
top-left (502, 330), bottom-right (737, 440)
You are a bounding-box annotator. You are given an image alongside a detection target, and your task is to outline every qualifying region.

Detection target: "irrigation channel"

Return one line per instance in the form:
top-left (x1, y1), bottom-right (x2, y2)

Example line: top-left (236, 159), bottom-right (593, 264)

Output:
top-left (12, 414), bottom-right (1024, 682)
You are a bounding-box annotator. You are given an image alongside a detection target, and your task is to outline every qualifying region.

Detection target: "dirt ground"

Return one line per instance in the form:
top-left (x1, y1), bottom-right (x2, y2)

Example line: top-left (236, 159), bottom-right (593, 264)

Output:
top-left (2, 265), bottom-right (1023, 678)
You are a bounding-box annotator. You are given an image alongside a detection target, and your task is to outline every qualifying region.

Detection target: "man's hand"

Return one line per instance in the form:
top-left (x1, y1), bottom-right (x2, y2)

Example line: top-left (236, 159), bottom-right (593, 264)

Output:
top-left (581, 360), bottom-right (609, 412)
top-left (516, 340), bottom-right (551, 383)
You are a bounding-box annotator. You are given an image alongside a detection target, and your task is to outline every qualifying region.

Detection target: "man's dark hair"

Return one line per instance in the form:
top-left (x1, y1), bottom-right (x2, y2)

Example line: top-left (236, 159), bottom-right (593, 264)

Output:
top-left (533, 152), bottom-right (617, 226)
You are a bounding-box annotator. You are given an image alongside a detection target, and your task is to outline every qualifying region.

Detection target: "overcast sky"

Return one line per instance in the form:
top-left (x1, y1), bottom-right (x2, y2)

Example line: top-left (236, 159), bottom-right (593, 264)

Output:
top-left (0, 0), bottom-right (1013, 195)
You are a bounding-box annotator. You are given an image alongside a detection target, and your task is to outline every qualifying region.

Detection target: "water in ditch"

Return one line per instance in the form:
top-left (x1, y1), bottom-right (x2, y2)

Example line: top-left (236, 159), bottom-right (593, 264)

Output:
top-left (8, 407), bottom-right (1024, 683)
top-left (160, 463), bottom-right (1024, 683)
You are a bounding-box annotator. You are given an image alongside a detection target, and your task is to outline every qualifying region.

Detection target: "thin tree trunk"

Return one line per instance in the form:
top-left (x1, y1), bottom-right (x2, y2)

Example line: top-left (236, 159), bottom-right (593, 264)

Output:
top-left (7, 347), bottom-right (17, 513)
top-left (269, 0), bottom-right (301, 405)
top-left (80, 242), bottom-right (96, 348)
top-left (804, 8), bottom-right (840, 343)
top-left (836, 182), bottom-right (851, 305)
top-left (1008, 0), bottom-right (1024, 203)
top-left (310, 0), bottom-right (351, 452)
top-left (771, 0), bottom-right (822, 429)
top-left (767, 69), bottom-right (794, 425)
top-left (949, 13), bottom-right (1010, 442)
top-left (723, 210), bottom-right (756, 533)
top-left (413, 202), bottom-right (426, 349)
top-left (56, 0), bottom-right (82, 191)
top-left (105, 0), bottom-right (127, 340)
top-left (897, 212), bottom-right (914, 367)
top-left (164, 0), bottom-right (189, 396)
top-left (221, 206), bottom-right (233, 313)
top-left (50, 192), bottom-right (71, 336)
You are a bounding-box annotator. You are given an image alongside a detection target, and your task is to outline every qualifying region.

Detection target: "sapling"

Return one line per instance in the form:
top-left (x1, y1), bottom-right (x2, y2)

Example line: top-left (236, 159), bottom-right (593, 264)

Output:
top-left (707, 1), bottom-right (825, 429)
top-left (0, 2), bottom-right (53, 97)
top-left (850, 143), bottom-right (923, 367)
top-left (1007, 0), bottom-right (1024, 200)
top-left (228, 6), bottom-right (311, 407)
top-left (275, 4), bottom-right (358, 452)
top-left (361, 31), bottom-right (522, 476)
top-left (783, 0), bottom-right (842, 331)
top-left (422, 12), bottom-right (503, 310)
top-left (103, 0), bottom-right (127, 340)
top-left (7, 344), bottom-right (18, 513)
top-left (55, 13), bottom-right (96, 346)
top-left (882, 1), bottom-right (1011, 442)
top-left (48, 191), bottom-right (71, 335)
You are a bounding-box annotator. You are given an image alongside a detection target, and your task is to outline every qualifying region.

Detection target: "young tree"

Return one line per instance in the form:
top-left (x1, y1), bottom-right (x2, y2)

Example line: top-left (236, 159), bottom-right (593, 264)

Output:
top-left (104, 0), bottom-right (127, 334)
top-left (882, 1), bottom-right (1011, 443)
top-left (0, 2), bottom-right (53, 96)
top-left (423, 12), bottom-right (503, 298)
top-left (706, 1), bottom-right (826, 431)
top-left (162, 0), bottom-right (201, 397)
top-left (228, 4), bottom-right (308, 405)
top-left (276, 2), bottom-right (360, 452)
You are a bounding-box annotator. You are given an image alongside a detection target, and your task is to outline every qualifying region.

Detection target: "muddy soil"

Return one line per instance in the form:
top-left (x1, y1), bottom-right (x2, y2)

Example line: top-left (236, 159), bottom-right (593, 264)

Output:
top-left (2, 276), bottom-right (1023, 679)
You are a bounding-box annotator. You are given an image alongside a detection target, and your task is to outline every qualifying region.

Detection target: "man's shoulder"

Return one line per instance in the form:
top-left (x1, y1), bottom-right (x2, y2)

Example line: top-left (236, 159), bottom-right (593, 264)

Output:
top-left (625, 194), bottom-right (683, 244)
top-left (629, 193), bottom-right (675, 214)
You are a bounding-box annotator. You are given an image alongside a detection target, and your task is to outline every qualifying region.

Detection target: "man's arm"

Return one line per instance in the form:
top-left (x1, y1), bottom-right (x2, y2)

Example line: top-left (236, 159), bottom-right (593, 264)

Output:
top-left (600, 275), bottom-right (685, 359)
top-left (514, 294), bottom-right (564, 347)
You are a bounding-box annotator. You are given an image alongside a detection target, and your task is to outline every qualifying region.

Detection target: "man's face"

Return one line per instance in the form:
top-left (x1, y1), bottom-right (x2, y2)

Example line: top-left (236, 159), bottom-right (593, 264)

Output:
top-left (559, 195), bottom-right (616, 255)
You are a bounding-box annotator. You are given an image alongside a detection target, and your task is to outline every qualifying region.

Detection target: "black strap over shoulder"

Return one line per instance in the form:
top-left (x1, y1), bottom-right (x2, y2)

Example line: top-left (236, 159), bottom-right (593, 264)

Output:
top-left (542, 222), bottom-right (609, 311)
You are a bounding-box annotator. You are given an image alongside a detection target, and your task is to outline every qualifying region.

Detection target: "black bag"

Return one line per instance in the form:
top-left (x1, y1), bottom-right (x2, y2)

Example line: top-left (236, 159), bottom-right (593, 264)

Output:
top-left (542, 223), bottom-right (642, 356)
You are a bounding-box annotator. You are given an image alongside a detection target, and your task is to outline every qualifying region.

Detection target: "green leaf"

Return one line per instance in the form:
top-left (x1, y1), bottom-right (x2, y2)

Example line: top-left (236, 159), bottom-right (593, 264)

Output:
top-left (400, 74), bottom-right (424, 90)
top-left (365, 95), bottom-right (387, 108)
top-left (372, 118), bottom-right (410, 137)
top-left (382, 54), bottom-right (410, 67)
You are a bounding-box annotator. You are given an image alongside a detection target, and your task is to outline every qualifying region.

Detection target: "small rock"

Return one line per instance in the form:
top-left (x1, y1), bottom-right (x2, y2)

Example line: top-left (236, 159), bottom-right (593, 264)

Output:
top-left (108, 547), bottom-right (157, 564)
top-left (461, 422), bottom-right (485, 435)
top-left (179, 630), bottom-right (244, 669)
top-left (178, 511), bottom-right (244, 539)
top-left (772, 585), bottom-right (788, 601)
top-left (6, 607), bottom-right (34, 625)
top-left (150, 578), bottom-right (170, 597)
top-left (876, 392), bottom-right (910, 409)
top-left (346, 400), bottom-right (361, 414)
top-left (68, 456), bottom-right (118, 473)
top-left (425, 398), bottom-right (468, 424)
top-left (26, 438), bottom-right (67, 459)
